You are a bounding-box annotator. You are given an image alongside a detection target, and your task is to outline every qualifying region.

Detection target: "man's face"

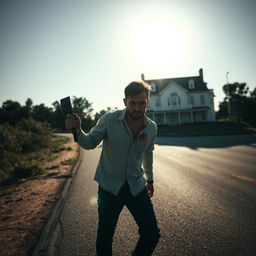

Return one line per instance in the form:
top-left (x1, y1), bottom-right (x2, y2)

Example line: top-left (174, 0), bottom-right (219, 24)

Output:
top-left (123, 92), bottom-right (149, 120)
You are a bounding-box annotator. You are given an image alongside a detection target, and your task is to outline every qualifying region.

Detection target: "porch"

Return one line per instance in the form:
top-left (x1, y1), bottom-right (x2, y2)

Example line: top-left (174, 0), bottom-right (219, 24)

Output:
top-left (147, 108), bottom-right (210, 126)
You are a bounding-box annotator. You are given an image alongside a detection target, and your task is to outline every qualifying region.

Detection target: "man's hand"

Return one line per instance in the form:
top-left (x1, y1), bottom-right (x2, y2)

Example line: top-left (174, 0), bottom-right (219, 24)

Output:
top-left (146, 182), bottom-right (154, 197)
top-left (65, 113), bottom-right (82, 134)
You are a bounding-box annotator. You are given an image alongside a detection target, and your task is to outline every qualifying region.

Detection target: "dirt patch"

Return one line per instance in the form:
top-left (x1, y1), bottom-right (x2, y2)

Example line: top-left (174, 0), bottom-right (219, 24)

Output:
top-left (0, 135), bottom-right (79, 256)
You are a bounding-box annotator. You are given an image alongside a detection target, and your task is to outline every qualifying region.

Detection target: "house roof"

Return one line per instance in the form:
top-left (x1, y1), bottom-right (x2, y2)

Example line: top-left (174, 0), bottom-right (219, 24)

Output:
top-left (145, 75), bottom-right (209, 94)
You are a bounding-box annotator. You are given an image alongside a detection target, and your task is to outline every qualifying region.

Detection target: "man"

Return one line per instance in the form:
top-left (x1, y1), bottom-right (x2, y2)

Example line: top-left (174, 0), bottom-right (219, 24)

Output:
top-left (66, 81), bottom-right (160, 256)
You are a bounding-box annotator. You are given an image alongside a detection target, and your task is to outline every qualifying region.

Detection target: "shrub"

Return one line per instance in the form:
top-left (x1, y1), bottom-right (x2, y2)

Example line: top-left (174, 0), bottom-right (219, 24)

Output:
top-left (61, 158), bottom-right (76, 165)
top-left (51, 145), bottom-right (66, 153)
top-left (0, 124), bottom-right (22, 153)
top-left (13, 160), bottom-right (45, 179)
top-left (0, 118), bottom-right (52, 183)
top-left (17, 118), bottom-right (52, 151)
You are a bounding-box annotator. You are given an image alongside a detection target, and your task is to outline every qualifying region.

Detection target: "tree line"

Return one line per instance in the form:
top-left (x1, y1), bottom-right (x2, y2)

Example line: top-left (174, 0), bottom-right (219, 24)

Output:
top-left (1, 83), bottom-right (255, 131)
top-left (216, 82), bottom-right (256, 126)
top-left (0, 97), bottom-right (117, 184)
top-left (0, 97), bottom-right (118, 132)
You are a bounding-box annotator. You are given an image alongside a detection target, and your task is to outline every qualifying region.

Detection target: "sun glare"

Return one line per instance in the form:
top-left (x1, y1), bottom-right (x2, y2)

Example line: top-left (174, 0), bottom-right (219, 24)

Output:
top-left (134, 19), bottom-right (184, 68)
top-left (89, 196), bottom-right (98, 206)
top-left (118, 4), bottom-right (188, 74)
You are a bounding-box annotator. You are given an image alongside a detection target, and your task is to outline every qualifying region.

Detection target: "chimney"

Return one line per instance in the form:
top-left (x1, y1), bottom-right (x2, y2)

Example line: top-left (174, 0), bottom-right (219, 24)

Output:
top-left (141, 73), bottom-right (145, 81)
top-left (199, 68), bottom-right (203, 81)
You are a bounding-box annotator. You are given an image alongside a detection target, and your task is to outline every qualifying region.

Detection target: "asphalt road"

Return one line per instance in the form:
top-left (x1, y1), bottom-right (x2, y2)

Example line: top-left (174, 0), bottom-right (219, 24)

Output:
top-left (53, 134), bottom-right (256, 256)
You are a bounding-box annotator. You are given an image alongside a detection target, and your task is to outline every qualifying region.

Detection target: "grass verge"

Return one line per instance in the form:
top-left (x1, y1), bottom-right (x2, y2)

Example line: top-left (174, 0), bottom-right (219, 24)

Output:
top-left (0, 135), bottom-right (72, 189)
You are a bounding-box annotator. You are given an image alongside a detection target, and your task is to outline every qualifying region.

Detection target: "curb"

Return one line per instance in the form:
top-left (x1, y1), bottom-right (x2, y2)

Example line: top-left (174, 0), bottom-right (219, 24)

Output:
top-left (32, 148), bottom-right (84, 256)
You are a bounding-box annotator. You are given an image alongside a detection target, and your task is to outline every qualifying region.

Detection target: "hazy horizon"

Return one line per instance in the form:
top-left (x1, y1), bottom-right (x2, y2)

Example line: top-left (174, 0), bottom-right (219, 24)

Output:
top-left (1, 0), bottom-right (255, 113)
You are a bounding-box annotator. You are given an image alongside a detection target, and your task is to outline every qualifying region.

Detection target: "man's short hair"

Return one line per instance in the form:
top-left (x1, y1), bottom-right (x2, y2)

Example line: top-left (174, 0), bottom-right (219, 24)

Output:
top-left (124, 81), bottom-right (151, 99)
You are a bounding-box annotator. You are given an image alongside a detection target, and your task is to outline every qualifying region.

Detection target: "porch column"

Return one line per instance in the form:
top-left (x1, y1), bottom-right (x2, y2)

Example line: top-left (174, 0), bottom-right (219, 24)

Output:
top-left (178, 112), bottom-right (181, 124)
top-left (191, 111), bottom-right (194, 123)
top-left (164, 112), bottom-right (167, 124)
top-left (207, 110), bottom-right (210, 121)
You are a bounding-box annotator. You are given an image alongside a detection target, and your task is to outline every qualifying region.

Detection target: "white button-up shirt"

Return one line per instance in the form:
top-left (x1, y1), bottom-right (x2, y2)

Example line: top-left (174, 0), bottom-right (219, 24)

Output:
top-left (77, 109), bottom-right (157, 196)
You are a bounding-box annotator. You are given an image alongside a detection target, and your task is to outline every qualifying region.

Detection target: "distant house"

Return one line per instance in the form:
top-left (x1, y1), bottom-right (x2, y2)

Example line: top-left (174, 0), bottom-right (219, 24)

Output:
top-left (144, 68), bottom-right (215, 125)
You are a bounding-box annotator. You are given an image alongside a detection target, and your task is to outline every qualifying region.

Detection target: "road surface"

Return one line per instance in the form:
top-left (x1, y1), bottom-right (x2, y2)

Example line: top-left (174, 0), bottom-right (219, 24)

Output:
top-left (52, 134), bottom-right (256, 256)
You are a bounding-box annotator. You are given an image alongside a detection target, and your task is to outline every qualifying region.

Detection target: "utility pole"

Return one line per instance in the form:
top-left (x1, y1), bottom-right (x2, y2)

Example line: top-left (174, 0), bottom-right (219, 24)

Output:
top-left (226, 72), bottom-right (231, 120)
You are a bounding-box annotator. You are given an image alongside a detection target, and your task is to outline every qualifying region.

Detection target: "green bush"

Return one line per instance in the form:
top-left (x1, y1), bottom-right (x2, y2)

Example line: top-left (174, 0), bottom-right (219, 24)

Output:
top-left (0, 118), bottom-right (52, 155)
top-left (0, 124), bottom-right (23, 176)
top-left (0, 118), bottom-right (52, 183)
top-left (61, 158), bottom-right (76, 165)
top-left (0, 124), bottom-right (22, 153)
top-left (17, 118), bottom-right (52, 151)
top-left (50, 136), bottom-right (70, 153)
top-left (51, 145), bottom-right (66, 153)
top-left (13, 160), bottom-right (45, 179)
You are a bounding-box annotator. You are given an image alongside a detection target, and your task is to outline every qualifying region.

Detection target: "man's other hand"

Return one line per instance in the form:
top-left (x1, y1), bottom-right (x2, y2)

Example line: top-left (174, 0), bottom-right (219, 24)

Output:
top-left (146, 183), bottom-right (154, 197)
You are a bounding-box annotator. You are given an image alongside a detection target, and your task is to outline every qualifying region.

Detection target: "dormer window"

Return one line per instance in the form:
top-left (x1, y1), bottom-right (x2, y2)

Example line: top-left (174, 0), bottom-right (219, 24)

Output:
top-left (188, 79), bottom-right (195, 89)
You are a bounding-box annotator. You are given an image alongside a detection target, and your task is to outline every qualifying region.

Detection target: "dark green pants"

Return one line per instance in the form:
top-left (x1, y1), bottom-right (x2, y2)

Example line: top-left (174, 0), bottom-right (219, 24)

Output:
top-left (96, 181), bottom-right (160, 256)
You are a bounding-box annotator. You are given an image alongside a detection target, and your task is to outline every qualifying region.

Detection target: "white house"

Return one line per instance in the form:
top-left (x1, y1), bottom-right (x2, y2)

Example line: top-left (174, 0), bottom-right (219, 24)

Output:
top-left (144, 68), bottom-right (215, 125)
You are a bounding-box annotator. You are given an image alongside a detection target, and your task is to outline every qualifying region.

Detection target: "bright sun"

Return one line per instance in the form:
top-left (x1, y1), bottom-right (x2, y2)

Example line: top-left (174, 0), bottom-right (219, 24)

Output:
top-left (119, 5), bottom-right (187, 74)
top-left (134, 19), bottom-right (184, 68)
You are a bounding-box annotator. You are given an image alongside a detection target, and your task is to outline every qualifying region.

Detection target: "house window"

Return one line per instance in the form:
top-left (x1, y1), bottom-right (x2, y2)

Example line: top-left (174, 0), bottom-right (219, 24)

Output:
top-left (171, 92), bottom-right (181, 106)
top-left (190, 95), bottom-right (194, 105)
top-left (156, 96), bottom-right (161, 106)
top-left (188, 79), bottom-right (195, 89)
top-left (200, 95), bottom-right (205, 105)
top-left (171, 93), bottom-right (177, 106)
top-left (169, 93), bottom-right (181, 106)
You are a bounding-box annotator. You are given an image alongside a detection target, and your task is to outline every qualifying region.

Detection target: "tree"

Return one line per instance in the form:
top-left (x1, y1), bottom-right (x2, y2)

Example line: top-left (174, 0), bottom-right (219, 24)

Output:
top-left (20, 98), bottom-right (33, 120)
top-left (32, 103), bottom-right (53, 125)
top-left (217, 82), bottom-right (256, 126)
top-left (221, 82), bottom-right (249, 120)
top-left (0, 100), bottom-right (23, 125)
top-left (72, 96), bottom-right (94, 131)
top-left (52, 101), bottom-right (65, 131)
top-left (216, 100), bottom-right (228, 120)
top-left (72, 97), bottom-right (93, 118)
top-left (250, 88), bottom-right (256, 98)
top-left (223, 82), bottom-right (249, 98)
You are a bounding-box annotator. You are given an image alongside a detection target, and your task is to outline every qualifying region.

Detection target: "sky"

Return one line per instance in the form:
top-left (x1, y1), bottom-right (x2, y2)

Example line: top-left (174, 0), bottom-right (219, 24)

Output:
top-left (0, 0), bottom-right (255, 113)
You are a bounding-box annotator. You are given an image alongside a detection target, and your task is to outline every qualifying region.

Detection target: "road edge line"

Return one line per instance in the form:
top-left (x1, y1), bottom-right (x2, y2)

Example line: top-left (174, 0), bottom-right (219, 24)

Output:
top-left (32, 147), bottom-right (84, 256)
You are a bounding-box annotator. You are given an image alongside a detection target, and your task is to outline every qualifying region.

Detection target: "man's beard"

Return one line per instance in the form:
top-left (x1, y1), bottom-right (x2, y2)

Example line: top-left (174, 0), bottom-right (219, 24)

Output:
top-left (127, 110), bottom-right (145, 120)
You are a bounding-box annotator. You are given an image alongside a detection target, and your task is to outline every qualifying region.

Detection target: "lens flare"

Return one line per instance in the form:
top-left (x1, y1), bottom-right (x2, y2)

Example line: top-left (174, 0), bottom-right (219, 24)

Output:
top-left (89, 196), bottom-right (98, 206)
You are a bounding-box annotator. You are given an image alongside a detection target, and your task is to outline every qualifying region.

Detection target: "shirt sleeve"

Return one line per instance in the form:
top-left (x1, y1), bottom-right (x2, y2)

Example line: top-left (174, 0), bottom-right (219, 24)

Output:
top-left (142, 124), bottom-right (157, 182)
top-left (77, 113), bottom-right (109, 150)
